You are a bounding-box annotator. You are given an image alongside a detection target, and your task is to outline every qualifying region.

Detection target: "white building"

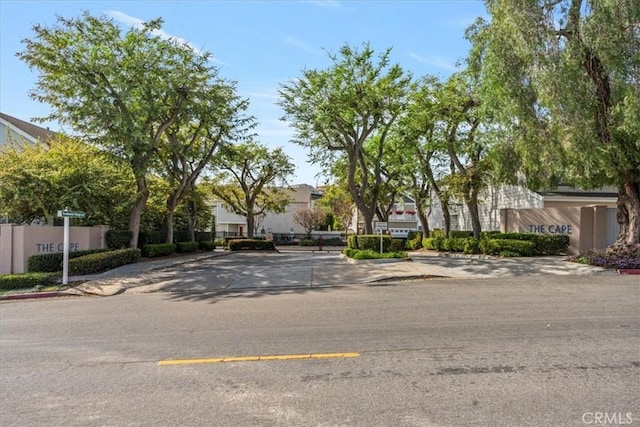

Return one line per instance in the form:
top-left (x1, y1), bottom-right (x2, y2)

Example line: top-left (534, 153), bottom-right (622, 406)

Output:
top-left (213, 184), bottom-right (324, 237)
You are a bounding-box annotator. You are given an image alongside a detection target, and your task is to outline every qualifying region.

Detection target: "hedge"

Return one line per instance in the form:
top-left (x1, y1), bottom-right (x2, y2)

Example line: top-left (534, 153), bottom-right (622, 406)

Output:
top-left (141, 243), bottom-right (176, 258)
top-left (68, 249), bottom-right (141, 275)
top-left (423, 237), bottom-right (445, 251)
top-left (28, 248), bottom-right (111, 273)
top-left (480, 239), bottom-right (536, 257)
top-left (342, 248), bottom-right (407, 260)
top-left (106, 230), bottom-right (133, 249)
top-left (450, 230), bottom-right (474, 238)
top-left (299, 239), bottom-right (317, 246)
top-left (357, 235), bottom-right (391, 252)
top-left (390, 238), bottom-right (405, 251)
top-left (198, 241), bottom-right (217, 251)
top-left (0, 272), bottom-right (59, 291)
top-left (347, 235), bottom-right (358, 249)
top-left (489, 232), bottom-right (569, 255)
top-left (175, 241), bottom-right (199, 253)
top-left (228, 239), bottom-right (275, 251)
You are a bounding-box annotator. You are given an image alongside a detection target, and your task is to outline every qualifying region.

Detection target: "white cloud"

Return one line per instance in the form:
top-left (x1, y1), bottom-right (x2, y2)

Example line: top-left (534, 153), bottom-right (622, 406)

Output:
top-left (408, 52), bottom-right (458, 72)
top-left (282, 35), bottom-right (319, 54)
top-left (307, 0), bottom-right (340, 8)
top-left (104, 10), bottom-right (228, 65)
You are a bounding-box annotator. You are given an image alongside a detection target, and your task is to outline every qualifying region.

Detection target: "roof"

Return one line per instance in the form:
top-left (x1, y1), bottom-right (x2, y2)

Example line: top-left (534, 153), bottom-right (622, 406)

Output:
top-left (0, 112), bottom-right (58, 143)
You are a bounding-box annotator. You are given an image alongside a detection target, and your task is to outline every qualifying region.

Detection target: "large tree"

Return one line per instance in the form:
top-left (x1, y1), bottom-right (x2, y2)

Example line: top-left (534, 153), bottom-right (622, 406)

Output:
top-left (209, 141), bottom-right (295, 238)
top-left (279, 43), bottom-right (413, 233)
top-left (160, 80), bottom-right (252, 243)
top-left (0, 136), bottom-right (133, 226)
top-left (18, 13), bottom-right (220, 247)
top-left (467, 0), bottom-right (640, 249)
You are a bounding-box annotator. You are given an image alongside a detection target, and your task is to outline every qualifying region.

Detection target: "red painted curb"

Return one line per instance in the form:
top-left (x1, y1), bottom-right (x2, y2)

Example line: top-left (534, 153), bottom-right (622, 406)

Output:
top-left (618, 269), bottom-right (640, 275)
top-left (0, 292), bottom-right (64, 301)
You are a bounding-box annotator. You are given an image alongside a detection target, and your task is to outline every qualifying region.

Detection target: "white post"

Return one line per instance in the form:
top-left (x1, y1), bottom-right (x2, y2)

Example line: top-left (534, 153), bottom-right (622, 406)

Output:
top-left (380, 229), bottom-right (383, 254)
top-left (62, 216), bottom-right (70, 285)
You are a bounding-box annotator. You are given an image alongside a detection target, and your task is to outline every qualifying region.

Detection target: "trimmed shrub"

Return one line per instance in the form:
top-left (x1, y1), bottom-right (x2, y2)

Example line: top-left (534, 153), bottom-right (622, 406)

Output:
top-left (357, 234), bottom-right (391, 252)
top-left (429, 229), bottom-right (445, 238)
top-left (406, 231), bottom-right (423, 250)
top-left (342, 248), bottom-right (407, 260)
top-left (106, 230), bottom-right (133, 249)
top-left (347, 235), bottom-right (358, 249)
top-left (480, 230), bottom-right (502, 239)
top-left (443, 238), bottom-right (466, 252)
top-left (488, 232), bottom-right (569, 255)
top-left (463, 238), bottom-right (481, 254)
top-left (568, 247), bottom-right (640, 269)
top-left (319, 237), bottom-right (344, 246)
top-left (141, 243), bottom-right (176, 258)
top-left (450, 230), bottom-right (474, 239)
top-left (198, 241), bottom-right (217, 251)
top-left (28, 248), bottom-right (111, 273)
top-left (480, 239), bottom-right (536, 257)
top-left (213, 239), bottom-right (226, 247)
top-left (195, 231), bottom-right (213, 242)
top-left (228, 239), bottom-right (275, 251)
top-left (407, 231), bottom-right (423, 241)
top-left (0, 272), bottom-right (59, 291)
top-left (390, 238), bottom-right (405, 251)
top-left (423, 236), bottom-right (445, 251)
top-left (69, 249), bottom-right (141, 275)
top-left (175, 241), bottom-right (199, 253)
top-left (499, 250), bottom-right (522, 257)
top-left (138, 230), bottom-right (165, 248)
top-left (299, 239), bottom-right (317, 246)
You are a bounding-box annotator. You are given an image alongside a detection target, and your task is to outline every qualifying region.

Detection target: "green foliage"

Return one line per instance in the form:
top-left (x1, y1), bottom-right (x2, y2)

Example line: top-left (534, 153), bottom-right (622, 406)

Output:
top-left (213, 239), bottom-right (226, 247)
top-left (390, 238), bottom-right (406, 251)
top-left (209, 141), bottom-right (295, 238)
top-left (480, 231), bottom-right (502, 239)
top-left (195, 232), bottom-right (213, 242)
top-left (489, 233), bottom-right (569, 255)
top-left (0, 137), bottom-right (134, 226)
top-left (347, 235), bottom-right (359, 249)
top-left (106, 230), bottom-right (133, 250)
top-left (299, 239), bottom-right (318, 246)
top-left (28, 248), bottom-right (110, 273)
top-left (423, 237), bottom-right (445, 251)
top-left (228, 239), bottom-right (275, 251)
top-left (68, 249), bottom-right (140, 275)
top-left (0, 272), bottom-right (59, 291)
top-left (175, 241), bottom-right (199, 253)
top-left (342, 248), bottom-right (408, 260)
top-left (141, 243), bottom-right (176, 258)
top-left (463, 238), bottom-right (481, 255)
top-left (198, 241), bottom-right (217, 251)
top-left (443, 238), bottom-right (467, 252)
top-left (480, 239), bottom-right (536, 257)
top-left (357, 235), bottom-right (392, 252)
top-left (429, 229), bottom-right (445, 238)
top-left (406, 234), bottom-right (423, 250)
top-left (450, 230), bottom-right (474, 238)
top-left (407, 231), bottom-right (422, 241)
top-left (138, 230), bottom-right (166, 248)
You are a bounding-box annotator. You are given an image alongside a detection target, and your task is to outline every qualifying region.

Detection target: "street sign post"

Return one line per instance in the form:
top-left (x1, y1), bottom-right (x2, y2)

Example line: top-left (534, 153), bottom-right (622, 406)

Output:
top-left (375, 222), bottom-right (388, 254)
top-left (57, 210), bottom-right (85, 285)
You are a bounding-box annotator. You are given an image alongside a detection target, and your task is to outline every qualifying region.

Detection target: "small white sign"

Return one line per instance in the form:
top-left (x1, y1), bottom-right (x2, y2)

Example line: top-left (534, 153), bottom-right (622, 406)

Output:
top-left (376, 222), bottom-right (388, 231)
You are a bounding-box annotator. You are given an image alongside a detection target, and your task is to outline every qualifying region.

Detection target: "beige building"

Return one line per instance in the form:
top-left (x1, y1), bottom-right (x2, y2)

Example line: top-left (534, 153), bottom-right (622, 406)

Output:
top-left (0, 112), bottom-right (57, 147)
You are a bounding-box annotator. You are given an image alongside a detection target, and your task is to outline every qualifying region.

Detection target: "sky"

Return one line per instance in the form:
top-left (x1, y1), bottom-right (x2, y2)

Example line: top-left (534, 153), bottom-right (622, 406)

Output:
top-left (0, 0), bottom-right (488, 186)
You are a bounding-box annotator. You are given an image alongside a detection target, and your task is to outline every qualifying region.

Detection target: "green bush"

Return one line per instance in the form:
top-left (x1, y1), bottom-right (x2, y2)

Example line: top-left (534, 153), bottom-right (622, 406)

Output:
top-left (138, 230), bottom-right (165, 248)
top-left (488, 232), bottom-right (569, 255)
top-left (347, 235), bottom-right (358, 249)
top-left (28, 248), bottom-right (111, 273)
top-left (228, 239), bottom-right (275, 251)
top-left (407, 231), bottom-right (423, 241)
top-left (390, 238), bottom-right (405, 251)
top-left (198, 241), bottom-right (217, 251)
top-left (406, 231), bottom-right (423, 250)
top-left (106, 230), bottom-right (133, 249)
top-left (480, 239), bottom-right (536, 257)
top-left (423, 236), bottom-right (445, 251)
top-left (0, 272), bottom-right (59, 291)
top-left (357, 235), bottom-right (391, 252)
top-left (443, 238), bottom-right (467, 252)
top-left (429, 229), bottom-right (445, 238)
top-left (213, 239), bottom-right (226, 247)
top-left (69, 249), bottom-right (141, 275)
top-left (480, 230), bottom-right (502, 239)
top-left (450, 230), bottom-right (474, 238)
top-left (320, 237), bottom-right (344, 246)
top-left (141, 243), bottom-right (176, 258)
top-left (342, 248), bottom-right (407, 260)
top-left (195, 231), bottom-right (213, 242)
top-left (175, 241), bottom-right (199, 253)
top-left (463, 238), bottom-right (481, 254)
top-left (299, 239), bottom-right (317, 246)
top-left (499, 250), bottom-right (522, 257)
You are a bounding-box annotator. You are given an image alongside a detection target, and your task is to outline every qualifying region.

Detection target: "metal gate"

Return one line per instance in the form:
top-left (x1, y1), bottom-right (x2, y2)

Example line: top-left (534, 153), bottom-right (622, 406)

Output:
top-left (606, 208), bottom-right (620, 246)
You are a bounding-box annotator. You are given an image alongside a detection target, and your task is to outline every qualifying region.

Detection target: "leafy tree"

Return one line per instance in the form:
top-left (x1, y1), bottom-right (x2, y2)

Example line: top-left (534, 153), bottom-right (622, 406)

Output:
top-left (467, 0), bottom-right (640, 248)
top-left (209, 141), bottom-right (295, 238)
top-left (317, 183), bottom-right (355, 235)
top-left (279, 43), bottom-right (413, 233)
top-left (18, 12), bottom-right (220, 247)
top-left (292, 206), bottom-right (327, 238)
top-left (160, 80), bottom-right (253, 243)
top-left (0, 136), bottom-right (133, 226)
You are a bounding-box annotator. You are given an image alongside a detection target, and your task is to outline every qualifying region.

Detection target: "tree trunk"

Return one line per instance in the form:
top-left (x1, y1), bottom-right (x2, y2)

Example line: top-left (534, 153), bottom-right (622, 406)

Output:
top-left (187, 200), bottom-right (197, 242)
top-left (442, 204), bottom-right (451, 238)
top-left (466, 187), bottom-right (482, 240)
top-left (361, 208), bottom-right (375, 234)
top-left (164, 210), bottom-right (175, 244)
top-left (128, 175), bottom-right (149, 249)
top-left (614, 178), bottom-right (640, 248)
top-left (417, 210), bottom-right (430, 238)
top-left (246, 212), bottom-right (254, 239)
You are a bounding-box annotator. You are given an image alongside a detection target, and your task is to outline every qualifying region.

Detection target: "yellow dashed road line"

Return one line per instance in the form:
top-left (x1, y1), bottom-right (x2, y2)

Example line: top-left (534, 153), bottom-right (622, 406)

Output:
top-left (159, 352), bottom-right (360, 366)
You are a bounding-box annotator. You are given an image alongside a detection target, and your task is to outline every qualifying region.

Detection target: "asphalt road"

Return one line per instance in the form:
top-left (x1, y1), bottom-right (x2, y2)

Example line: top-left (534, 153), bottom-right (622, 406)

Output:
top-left (1, 274), bottom-right (638, 426)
